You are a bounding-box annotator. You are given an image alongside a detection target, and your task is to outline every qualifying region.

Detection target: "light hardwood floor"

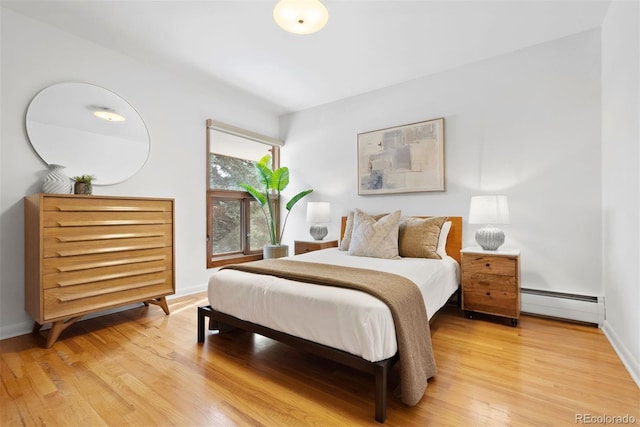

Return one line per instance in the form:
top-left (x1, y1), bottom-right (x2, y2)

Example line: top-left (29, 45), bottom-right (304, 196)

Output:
top-left (2, 292), bottom-right (638, 426)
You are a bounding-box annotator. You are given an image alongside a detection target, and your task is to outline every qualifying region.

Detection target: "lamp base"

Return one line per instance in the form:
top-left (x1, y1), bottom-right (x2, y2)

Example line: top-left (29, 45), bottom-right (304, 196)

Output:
top-left (309, 224), bottom-right (328, 241)
top-left (475, 225), bottom-right (505, 251)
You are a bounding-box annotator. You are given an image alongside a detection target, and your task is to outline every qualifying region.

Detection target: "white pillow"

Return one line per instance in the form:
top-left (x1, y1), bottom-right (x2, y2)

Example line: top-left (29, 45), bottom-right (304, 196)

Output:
top-left (339, 211), bottom-right (354, 251)
top-left (340, 210), bottom-right (388, 251)
top-left (436, 221), bottom-right (452, 257)
top-left (348, 209), bottom-right (401, 259)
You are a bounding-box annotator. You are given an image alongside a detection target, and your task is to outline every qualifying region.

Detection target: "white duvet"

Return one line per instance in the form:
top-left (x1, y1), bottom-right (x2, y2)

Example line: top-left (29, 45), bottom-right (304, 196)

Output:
top-left (207, 248), bottom-right (460, 362)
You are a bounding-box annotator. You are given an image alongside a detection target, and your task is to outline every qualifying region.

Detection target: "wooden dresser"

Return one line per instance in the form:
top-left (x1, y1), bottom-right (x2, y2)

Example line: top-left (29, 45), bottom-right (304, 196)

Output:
top-left (24, 194), bottom-right (175, 347)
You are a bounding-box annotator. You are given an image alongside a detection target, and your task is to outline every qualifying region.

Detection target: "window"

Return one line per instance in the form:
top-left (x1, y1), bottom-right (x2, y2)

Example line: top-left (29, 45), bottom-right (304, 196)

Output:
top-left (206, 120), bottom-right (282, 268)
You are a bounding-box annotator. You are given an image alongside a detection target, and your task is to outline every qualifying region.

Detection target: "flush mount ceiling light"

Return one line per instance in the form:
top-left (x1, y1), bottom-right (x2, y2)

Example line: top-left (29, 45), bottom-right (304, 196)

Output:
top-left (93, 108), bottom-right (126, 122)
top-left (273, 0), bottom-right (329, 35)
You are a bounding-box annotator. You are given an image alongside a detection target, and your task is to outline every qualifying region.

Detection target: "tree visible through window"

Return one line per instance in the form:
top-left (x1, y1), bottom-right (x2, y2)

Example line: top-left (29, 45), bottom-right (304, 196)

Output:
top-left (206, 120), bottom-right (281, 268)
top-left (209, 154), bottom-right (271, 255)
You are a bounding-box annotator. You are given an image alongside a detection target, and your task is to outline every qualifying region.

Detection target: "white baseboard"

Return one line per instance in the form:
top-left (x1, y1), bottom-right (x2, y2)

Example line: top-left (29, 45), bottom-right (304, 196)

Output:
top-left (521, 289), bottom-right (604, 325)
top-left (601, 320), bottom-right (640, 388)
top-left (0, 303), bottom-right (137, 340)
top-left (0, 283), bottom-right (209, 341)
top-left (0, 321), bottom-right (34, 341)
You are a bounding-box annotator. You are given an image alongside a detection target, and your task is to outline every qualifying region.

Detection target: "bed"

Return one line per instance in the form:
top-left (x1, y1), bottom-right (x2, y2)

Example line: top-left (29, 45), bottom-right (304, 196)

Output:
top-left (198, 213), bottom-right (462, 423)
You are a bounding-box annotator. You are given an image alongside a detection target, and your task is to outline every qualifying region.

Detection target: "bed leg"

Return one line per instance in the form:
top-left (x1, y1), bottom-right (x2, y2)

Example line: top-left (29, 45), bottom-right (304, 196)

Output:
top-left (197, 305), bottom-right (210, 343)
top-left (374, 361), bottom-right (388, 423)
top-left (208, 318), bottom-right (218, 330)
top-left (198, 305), bottom-right (217, 342)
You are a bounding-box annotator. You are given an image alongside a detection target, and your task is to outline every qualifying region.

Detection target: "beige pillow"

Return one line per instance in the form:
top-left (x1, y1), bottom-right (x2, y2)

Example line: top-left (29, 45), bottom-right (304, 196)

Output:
top-left (348, 209), bottom-right (401, 259)
top-left (398, 216), bottom-right (447, 259)
top-left (339, 211), bottom-right (388, 251)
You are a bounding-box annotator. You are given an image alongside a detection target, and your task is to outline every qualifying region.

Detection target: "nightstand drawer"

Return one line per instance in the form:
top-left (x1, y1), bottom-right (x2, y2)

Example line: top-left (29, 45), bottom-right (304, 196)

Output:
top-left (461, 255), bottom-right (516, 276)
top-left (463, 285), bottom-right (518, 318)
top-left (462, 273), bottom-right (517, 290)
top-left (294, 240), bottom-right (338, 255)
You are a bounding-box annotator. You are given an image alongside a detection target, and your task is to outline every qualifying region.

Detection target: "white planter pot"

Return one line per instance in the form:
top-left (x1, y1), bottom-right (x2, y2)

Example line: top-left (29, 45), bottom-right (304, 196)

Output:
top-left (263, 244), bottom-right (289, 259)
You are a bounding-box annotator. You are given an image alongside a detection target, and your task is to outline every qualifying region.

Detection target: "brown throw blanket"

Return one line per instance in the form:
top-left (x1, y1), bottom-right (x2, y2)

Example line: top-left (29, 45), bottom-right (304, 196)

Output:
top-left (221, 259), bottom-right (437, 406)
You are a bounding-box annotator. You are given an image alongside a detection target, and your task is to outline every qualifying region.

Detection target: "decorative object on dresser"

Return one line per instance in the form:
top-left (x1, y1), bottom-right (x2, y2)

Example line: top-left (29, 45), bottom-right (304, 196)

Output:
top-left (468, 195), bottom-right (510, 251)
top-left (42, 164), bottom-right (72, 194)
top-left (294, 239), bottom-right (338, 255)
top-left (239, 154), bottom-right (313, 259)
top-left (306, 201), bottom-right (331, 240)
top-left (357, 117), bottom-right (445, 195)
top-left (461, 247), bottom-right (521, 326)
top-left (72, 174), bottom-right (95, 195)
top-left (24, 193), bottom-right (175, 348)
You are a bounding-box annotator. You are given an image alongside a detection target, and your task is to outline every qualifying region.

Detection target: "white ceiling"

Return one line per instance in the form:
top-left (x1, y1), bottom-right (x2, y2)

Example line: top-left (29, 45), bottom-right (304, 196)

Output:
top-left (3, 0), bottom-right (611, 114)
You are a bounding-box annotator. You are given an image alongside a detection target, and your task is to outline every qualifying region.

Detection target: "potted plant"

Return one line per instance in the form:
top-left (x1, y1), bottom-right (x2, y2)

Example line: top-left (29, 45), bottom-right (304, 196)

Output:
top-left (240, 154), bottom-right (313, 259)
top-left (72, 174), bottom-right (95, 195)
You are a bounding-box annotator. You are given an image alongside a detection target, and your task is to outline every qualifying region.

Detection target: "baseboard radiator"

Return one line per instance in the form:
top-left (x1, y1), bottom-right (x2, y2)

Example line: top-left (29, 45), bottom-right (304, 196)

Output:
top-left (521, 288), bottom-right (605, 326)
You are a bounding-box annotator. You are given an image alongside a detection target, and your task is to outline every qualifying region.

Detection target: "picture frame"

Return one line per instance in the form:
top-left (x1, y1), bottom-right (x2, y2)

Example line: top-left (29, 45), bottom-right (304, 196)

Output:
top-left (357, 117), bottom-right (445, 195)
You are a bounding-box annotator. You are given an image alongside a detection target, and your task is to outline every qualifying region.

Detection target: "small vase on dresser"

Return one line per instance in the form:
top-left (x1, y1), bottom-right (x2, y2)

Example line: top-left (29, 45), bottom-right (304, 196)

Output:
top-left (42, 164), bottom-right (71, 194)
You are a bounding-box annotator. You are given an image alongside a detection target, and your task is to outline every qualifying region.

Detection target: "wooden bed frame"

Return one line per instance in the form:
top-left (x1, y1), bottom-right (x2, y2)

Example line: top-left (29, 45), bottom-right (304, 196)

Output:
top-left (198, 216), bottom-right (462, 423)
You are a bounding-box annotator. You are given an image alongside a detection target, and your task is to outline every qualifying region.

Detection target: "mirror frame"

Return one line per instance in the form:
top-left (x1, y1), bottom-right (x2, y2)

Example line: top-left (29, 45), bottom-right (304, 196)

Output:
top-left (25, 82), bottom-right (150, 186)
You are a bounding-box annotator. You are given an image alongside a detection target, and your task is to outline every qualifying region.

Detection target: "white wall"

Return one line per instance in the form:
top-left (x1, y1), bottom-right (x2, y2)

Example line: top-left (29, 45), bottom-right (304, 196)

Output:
top-left (601, 0), bottom-right (640, 386)
top-left (281, 30), bottom-right (603, 299)
top-left (0, 8), bottom-right (280, 338)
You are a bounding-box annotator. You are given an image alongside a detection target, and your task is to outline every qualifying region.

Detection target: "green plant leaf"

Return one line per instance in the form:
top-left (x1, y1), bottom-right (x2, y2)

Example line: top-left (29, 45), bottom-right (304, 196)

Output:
top-left (238, 153), bottom-right (313, 246)
top-left (286, 189), bottom-right (313, 211)
top-left (239, 183), bottom-right (267, 206)
top-left (255, 161), bottom-right (273, 189)
top-left (272, 167), bottom-right (289, 192)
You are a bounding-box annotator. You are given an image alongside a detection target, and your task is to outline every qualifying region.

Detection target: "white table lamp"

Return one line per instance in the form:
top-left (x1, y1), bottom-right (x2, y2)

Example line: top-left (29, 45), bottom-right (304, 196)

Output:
top-left (468, 195), bottom-right (510, 251)
top-left (306, 202), bottom-right (330, 240)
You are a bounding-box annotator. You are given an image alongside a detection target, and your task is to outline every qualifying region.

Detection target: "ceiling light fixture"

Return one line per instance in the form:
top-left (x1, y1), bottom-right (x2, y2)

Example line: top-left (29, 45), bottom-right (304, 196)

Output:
top-left (93, 108), bottom-right (126, 122)
top-left (273, 0), bottom-right (329, 35)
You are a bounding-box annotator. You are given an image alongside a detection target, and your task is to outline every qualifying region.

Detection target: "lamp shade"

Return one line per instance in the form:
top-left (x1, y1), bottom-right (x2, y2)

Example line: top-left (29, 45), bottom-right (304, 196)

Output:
top-left (273, 0), bottom-right (329, 35)
top-left (468, 195), bottom-right (510, 225)
top-left (306, 202), bottom-right (331, 223)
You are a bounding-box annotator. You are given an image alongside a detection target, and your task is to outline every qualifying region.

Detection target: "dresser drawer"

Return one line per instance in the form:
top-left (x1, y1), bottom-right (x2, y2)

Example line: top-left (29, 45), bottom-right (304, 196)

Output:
top-left (43, 270), bottom-right (173, 321)
top-left (43, 211), bottom-right (173, 228)
top-left (43, 224), bottom-right (173, 258)
top-left (44, 196), bottom-right (173, 213)
top-left (43, 250), bottom-right (172, 290)
top-left (42, 247), bottom-right (173, 276)
top-left (462, 254), bottom-right (516, 276)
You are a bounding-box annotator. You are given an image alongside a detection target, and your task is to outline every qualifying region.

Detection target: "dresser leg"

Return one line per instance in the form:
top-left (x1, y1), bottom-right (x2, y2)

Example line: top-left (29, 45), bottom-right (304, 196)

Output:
top-left (144, 297), bottom-right (170, 315)
top-left (32, 322), bottom-right (43, 334)
top-left (45, 317), bottom-right (82, 348)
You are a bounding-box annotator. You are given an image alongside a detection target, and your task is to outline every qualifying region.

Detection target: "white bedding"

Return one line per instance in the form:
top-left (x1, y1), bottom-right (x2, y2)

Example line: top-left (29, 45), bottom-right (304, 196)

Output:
top-left (207, 248), bottom-right (460, 362)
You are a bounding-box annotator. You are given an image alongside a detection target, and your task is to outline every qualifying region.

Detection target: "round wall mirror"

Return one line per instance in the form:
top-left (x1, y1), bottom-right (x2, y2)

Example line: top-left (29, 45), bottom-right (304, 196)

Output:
top-left (26, 82), bottom-right (150, 185)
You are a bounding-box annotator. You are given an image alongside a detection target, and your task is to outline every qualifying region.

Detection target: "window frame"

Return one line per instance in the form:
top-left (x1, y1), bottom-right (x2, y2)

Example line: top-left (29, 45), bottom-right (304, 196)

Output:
top-left (206, 120), bottom-right (282, 268)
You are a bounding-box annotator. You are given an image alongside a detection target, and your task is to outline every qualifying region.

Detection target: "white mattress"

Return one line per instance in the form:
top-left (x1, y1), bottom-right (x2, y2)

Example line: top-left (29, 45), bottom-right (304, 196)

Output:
top-left (207, 248), bottom-right (460, 362)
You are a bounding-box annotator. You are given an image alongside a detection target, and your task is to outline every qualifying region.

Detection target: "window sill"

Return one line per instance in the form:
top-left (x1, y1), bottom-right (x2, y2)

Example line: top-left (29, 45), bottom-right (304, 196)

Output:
top-left (208, 253), bottom-right (263, 268)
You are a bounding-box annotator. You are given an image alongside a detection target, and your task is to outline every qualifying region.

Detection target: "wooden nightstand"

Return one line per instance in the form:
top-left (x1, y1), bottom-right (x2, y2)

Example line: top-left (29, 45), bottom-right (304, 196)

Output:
top-left (461, 247), bottom-right (521, 326)
top-left (294, 240), bottom-right (338, 255)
